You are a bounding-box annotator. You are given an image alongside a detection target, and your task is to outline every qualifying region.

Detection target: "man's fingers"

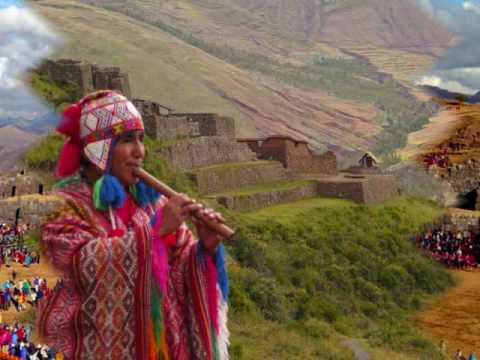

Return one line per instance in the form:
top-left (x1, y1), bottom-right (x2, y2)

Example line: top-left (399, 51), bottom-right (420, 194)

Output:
top-left (182, 203), bottom-right (204, 215)
top-left (214, 213), bottom-right (226, 223)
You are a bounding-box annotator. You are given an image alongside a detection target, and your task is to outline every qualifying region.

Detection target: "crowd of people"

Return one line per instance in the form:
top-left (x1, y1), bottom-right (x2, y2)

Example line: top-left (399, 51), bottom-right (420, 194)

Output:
top-left (0, 275), bottom-right (51, 312)
top-left (0, 248), bottom-right (39, 269)
top-left (416, 226), bottom-right (480, 269)
top-left (0, 224), bottom-right (29, 245)
top-left (423, 150), bottom-right (452, 170)
top-left (0, 322), bottom-right (62, 359)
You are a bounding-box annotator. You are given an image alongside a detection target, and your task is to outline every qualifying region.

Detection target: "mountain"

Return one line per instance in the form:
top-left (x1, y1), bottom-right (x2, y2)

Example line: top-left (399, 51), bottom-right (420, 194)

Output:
top-left (23, 112), bottom-right (59, 134)
top-left (420, 85), bottom-right (480, 104)
top-left (0, 125), bottom-right (40, 171)
top-left (0, 112), bottom-right (58, 134)
top-left (29, 0), bottom-right (452, 163)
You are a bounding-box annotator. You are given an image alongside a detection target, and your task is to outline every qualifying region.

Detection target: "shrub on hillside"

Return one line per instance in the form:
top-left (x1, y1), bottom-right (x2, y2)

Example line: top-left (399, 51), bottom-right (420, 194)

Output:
top-left (24, 133), bottom-right (63, 170)
top-left (225, 197), bottom-right (452, 356)
top-left (243, 274), bottom-right (288, 321)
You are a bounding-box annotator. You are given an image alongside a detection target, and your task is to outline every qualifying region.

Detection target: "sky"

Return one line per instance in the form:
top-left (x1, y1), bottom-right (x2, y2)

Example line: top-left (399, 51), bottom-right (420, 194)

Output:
top-left (416, 0), bottom-right (480, 94)
top-left (0, 0), bottom-right (61, 120)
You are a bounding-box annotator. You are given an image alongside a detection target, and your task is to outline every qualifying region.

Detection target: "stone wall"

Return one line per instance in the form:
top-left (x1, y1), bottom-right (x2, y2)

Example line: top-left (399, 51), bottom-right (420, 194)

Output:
top-left (191, 161), bottom-right (287, 194)
top-left (0, 195), bottom-right (62, 227)
top-left (42, 59), bottom-right (93, 97)
top-left (238, 137), bottom-right (337, 175)
top-left (170, 114), bottom-right (235, 138)
top-left (317, 175), bottom-right (398, 204)
top-left (258, 137), bottom-right (288, 165)
top-left (41, 59), bottom-right (131, 98)
top-left (362, 175), bottom-right (399, 204)
top-left (316, 178), bottom-right (366, 203)
top-left (289, 151), bottom-right (338, 175)
top-left (425, 212), bottom-right (480, 232)
top-left (152, 115), bottom-right (200, 140)
top-left (216, 182), bottom-right (318, 211)
top-left (446, 212), bottom-right (480, 232)
top-left (159, 137), bottom-right (257, 171)
top-left (0, 174), bottom-right (45, 199)
top-left (444, 160), bottom-right (480, 193)
top-left (238, 139), bottom-right (261, 154)
top-left (92, 65), bottom-right (132, 98)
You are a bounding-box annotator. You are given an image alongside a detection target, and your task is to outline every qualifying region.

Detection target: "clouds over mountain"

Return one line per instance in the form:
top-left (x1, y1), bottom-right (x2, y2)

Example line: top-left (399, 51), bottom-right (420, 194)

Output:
top-left (0, 0), bottom-right (61, 122)
top-left (417, 0), bottom-right (480, 94)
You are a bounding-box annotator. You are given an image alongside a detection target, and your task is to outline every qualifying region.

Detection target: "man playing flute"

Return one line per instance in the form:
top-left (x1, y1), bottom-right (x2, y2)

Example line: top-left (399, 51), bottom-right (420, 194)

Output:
top-left (38, 90), bottom-right (229, 360)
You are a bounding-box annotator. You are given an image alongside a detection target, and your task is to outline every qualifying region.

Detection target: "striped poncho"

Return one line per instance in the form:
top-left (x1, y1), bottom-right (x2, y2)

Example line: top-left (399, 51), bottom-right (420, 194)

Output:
top-left (38, 179), bottom-right (229, 359)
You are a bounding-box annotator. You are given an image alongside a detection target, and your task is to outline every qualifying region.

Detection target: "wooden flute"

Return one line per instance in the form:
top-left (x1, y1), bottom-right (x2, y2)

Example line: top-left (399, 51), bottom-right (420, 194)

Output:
top-left (133, 167), bottom-right (235, 238)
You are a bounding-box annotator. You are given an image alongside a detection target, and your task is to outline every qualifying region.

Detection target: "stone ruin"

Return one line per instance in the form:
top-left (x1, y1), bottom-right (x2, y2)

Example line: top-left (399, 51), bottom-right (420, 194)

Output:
top-left (238, 136), bottom-right (338, 175)
top-left (0, 171), bottom-right (45, 199)
top-left (133, 99), bottom-right (257, 171)
top-left (25, 58), bottom-right (400, 211)
top-left (39, 59), bottom-right (132, 98)
top-left (0, 171), bottom-right (57, 227)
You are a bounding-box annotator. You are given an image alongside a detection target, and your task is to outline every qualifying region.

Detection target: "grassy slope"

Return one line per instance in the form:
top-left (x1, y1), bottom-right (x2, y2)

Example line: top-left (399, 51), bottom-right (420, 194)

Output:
top-left (224, 196), bottom-right (451, 359)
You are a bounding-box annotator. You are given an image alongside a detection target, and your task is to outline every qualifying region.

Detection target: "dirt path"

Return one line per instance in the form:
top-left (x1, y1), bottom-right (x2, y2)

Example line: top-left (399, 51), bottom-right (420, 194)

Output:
top-left (341, 339), bottom-right (370, 360)
top-left (416, 270), bottom-right (480, 355)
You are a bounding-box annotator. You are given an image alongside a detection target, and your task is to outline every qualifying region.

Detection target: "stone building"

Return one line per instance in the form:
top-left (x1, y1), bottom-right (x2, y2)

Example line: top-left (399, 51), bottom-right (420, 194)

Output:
top-left (0, 196), bottom-right (62, 227)
top-left (158, 137), bottom-right (257, 172)
top-left (238, 136), bottom-right (338, 175)
top-left (0, 172), bottom-right (45, 199)
top-left (0, 171), bottom-right (53, 227)
top-left (316, 174), bottom-right (399, 204)
top-left (40, 59), bottom-right (132, 98)
top-left (134, 98), bottom-right (236, 141)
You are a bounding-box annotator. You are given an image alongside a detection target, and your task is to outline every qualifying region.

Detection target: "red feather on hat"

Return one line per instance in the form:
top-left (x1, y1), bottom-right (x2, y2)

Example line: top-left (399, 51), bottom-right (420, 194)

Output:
top-left (56, 103), bottom-right (82, 178)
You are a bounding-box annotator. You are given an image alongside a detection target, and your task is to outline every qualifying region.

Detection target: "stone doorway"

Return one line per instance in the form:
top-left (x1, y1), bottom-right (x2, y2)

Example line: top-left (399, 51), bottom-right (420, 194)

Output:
top-left (457, 189), bottom-right (478, 210)
top-left (15, 208), bottom-right (21, 227)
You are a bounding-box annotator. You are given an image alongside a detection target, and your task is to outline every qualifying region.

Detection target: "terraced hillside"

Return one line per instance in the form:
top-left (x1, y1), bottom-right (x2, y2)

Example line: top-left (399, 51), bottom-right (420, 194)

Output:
top-left (29, 0), bottom-right (451, 164)
top-left (347, 46), bottom-right (441, 89)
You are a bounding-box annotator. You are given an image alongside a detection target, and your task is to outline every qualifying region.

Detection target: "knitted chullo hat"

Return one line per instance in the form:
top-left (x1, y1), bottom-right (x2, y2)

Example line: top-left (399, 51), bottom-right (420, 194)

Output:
top-left (56, 90), bottom-right (159, 211)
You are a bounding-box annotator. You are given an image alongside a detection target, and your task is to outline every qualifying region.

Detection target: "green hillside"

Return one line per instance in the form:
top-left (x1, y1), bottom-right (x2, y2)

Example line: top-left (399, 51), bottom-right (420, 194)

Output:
top-left (225, 196), bottom-right (451, 359)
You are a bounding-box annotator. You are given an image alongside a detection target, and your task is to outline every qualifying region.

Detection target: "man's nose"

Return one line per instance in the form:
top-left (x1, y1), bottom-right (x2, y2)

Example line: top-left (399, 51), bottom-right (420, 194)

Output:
top-left (132, 140), bottom-right (144, 158)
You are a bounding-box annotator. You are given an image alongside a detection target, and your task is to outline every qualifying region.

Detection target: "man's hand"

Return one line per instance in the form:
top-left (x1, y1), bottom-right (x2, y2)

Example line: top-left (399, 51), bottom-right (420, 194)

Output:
top-left (159, 193), bottom-right (203, 236)
top-left (192, 208), bottom-right (226, 255)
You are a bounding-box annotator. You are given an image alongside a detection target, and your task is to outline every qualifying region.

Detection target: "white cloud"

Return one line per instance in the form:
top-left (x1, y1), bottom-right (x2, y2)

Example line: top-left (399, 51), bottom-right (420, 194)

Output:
top-left (463, 1), bottom-right (480, 15)
top-left (0, 3), bottom-right (61, 121)
top-left (416, 72), bottom-right (478, 95)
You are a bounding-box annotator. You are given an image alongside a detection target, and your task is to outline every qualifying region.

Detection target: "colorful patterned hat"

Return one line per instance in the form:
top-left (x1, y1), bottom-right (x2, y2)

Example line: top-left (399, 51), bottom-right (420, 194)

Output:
top-left (56, 90), bottom-right (144, 177)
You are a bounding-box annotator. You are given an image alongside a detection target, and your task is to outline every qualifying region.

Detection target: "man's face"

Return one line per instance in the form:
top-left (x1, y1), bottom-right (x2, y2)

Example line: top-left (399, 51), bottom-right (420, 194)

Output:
top-left (110, 130), bottom-right (145, 187)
